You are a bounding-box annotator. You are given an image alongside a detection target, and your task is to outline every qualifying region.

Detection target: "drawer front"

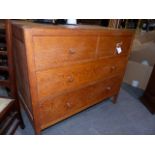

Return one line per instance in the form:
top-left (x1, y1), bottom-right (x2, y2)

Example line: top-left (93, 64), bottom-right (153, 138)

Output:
top-left (97, 35), bottom-right (132, 58)
top-left (40, 75), bottom-right (122, 129)
top-left (33, 36), bottom-right (98, 70)
top-left (36, 57), bottom-right (127, 102)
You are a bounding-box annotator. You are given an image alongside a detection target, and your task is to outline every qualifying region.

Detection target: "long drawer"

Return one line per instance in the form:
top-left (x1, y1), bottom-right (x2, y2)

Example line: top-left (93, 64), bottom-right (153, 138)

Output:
top-left (36, 57), bottom-right (127, 102)
top-left (33, 36), bottom-right (98, 70)
top-left (39, 75), bottom-right (122, 129)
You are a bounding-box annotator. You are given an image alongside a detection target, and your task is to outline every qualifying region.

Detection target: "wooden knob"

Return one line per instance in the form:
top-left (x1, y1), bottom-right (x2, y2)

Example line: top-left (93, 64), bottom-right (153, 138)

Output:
top-left (116, 42), bottom-right (123, 47)
top-left (106, 86), bottom-right (111, 90)
top-left (67, 75), bottom-right (74, 83)
top-left (111, 66), bottom-right (116, 70)
top-left (69, 48), bottom-right (76, 54)
top-left (66, 102), bottom-right (71, 108)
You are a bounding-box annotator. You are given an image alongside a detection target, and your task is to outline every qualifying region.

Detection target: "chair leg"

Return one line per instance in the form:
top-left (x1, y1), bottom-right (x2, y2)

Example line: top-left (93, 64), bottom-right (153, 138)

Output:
top-left (15, 101), bottom-right (25, 129)
top-left (17, 111), bottom-right (25, 129)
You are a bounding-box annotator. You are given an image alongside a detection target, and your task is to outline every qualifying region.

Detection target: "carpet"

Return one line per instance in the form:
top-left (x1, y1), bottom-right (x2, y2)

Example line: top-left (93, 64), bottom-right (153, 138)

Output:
top-left (15, 86), bottom-right (155, 135)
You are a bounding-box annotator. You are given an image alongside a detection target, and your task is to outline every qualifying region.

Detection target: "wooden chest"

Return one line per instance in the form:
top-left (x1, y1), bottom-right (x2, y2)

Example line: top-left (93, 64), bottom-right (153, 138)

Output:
top-left (12, 21), bottom-right (134, 134)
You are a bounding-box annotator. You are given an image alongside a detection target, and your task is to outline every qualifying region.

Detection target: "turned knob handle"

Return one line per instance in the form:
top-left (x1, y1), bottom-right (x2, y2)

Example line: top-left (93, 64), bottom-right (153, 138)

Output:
top-left (66, 102), bottom-right (71, 108)
top-left (69, 48), bottom-right (76, 54)
top-left (67, 75), bottom-right (74, 83)
top-left (116, 42), bottom-right (123, 47)
top-left (111, 66), bottom-right (116, 70)
top-left (106, 86), bottom-right (111, 90)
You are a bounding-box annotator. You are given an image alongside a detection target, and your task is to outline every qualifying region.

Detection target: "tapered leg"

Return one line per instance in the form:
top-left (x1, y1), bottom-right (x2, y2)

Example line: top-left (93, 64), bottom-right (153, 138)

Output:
top-left (34, 128), bottom-right (41, 135)
top-left (112, 94), bottom-right (118, 104)
top-left (33, 115), bottom-right (42, 135)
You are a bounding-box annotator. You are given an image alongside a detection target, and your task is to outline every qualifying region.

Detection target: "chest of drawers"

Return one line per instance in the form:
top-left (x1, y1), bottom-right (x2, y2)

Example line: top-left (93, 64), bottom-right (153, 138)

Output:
top-left (12, 21), bottom-right (134, 134)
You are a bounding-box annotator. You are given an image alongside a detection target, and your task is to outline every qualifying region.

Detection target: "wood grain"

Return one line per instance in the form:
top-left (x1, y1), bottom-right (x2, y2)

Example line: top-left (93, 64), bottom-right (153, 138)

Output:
top-left (13, 38), bottom-right (32, 113)
top-left (97, 35), bottom-right (132, 57)
top-left (36, 56), bottom-right (127, 102)
top-left (40, 75), bottom-right (122, 129)
top-left (33, 36), bottom-right (98, 70)
top-left (12, 21), bottom-right (134, 134)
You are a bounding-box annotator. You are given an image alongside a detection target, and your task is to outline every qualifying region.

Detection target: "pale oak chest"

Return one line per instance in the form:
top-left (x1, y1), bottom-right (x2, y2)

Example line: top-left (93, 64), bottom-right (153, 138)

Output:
top-left (12, 21), bottom-right (134, 134)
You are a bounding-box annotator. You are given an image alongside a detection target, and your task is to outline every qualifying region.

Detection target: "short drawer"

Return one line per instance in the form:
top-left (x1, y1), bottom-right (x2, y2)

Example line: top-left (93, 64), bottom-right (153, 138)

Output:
top-left (33, 36), bottom-right (98, 70)
top-left (39, 75), bottom-right (122, 129)
top-left (97, 35), bottom-right (133, 58)
top-left (36, 57), bottom-right (127, 102)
